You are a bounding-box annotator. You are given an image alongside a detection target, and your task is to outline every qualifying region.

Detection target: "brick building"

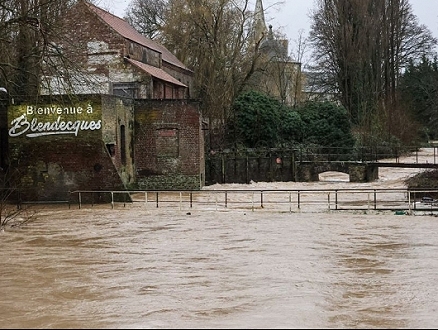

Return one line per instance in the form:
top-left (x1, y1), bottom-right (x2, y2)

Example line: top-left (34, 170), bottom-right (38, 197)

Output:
top-left (2, 0), bottom-right (204, 202)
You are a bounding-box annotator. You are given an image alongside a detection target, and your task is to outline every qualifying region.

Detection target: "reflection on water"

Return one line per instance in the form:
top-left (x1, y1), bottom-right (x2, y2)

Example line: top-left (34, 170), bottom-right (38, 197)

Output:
top-left (2, 208), bottom-right (438, 329)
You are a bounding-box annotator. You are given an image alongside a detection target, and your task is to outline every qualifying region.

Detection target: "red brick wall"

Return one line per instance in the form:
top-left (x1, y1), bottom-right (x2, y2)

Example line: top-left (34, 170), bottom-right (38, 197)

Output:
top-left (134, 99), bottom-right (204, 189)
top-left (5, 95), bottom-right (204, 200)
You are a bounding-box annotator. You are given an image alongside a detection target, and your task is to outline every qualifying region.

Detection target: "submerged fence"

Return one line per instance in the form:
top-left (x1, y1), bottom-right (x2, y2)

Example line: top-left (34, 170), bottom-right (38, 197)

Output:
top-left (66, 188), bottom-right (438, 214)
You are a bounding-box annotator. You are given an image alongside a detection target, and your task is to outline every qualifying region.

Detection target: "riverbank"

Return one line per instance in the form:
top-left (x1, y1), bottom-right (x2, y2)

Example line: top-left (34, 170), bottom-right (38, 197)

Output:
top-left (405, 168), bottom-right (438, 190)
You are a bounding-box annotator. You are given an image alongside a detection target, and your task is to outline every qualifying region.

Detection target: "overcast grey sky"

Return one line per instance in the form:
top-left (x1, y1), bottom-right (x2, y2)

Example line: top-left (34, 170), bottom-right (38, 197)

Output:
top-left (262, 0), bottom-right (437, 41)
top-left (100, 0), bottom-right (438, 58)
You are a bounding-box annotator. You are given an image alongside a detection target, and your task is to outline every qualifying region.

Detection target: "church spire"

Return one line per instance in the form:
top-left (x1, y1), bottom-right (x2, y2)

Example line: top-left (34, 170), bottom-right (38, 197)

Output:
top-left (254, 0), bottom-right (268, 43)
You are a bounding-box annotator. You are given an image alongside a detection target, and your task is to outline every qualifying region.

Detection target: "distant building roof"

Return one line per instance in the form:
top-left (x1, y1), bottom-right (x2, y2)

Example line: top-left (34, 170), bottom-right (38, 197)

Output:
top-left (84, 0), bottom-right (192, 73)
top-left (260, 25), bottom-right (289, 60)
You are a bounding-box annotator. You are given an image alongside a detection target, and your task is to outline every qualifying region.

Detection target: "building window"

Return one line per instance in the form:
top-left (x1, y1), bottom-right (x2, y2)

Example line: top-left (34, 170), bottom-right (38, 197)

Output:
top-left (112, 82), bottom-right (138, 98)
top-left (120, 125), bottom-right (126, 165)
top-left (156, 128), bottom-right (179, 158)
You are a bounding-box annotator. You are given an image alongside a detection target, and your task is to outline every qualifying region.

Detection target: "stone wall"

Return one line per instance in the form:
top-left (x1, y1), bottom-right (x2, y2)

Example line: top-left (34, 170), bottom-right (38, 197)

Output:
top-left (205, 151), bottom-right (379, 184)
top-left (206, 151), bottom-right (296, 184)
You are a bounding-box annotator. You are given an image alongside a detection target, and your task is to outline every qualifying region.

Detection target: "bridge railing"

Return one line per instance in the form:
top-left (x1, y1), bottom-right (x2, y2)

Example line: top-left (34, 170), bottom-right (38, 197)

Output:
top-left (296, 145), bottom-right (432, 163)
top-left (210, 145), bottom-right (436, 163)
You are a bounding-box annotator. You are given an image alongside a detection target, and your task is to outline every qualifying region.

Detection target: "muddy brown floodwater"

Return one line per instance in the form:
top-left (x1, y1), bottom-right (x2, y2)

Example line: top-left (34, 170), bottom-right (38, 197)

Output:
top-left (2, 148), bottom-right (438, 329)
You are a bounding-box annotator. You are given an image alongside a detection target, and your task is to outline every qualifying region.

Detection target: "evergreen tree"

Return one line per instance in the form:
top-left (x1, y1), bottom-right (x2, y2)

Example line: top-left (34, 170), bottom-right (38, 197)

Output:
top-left (398, 56), bottom-right (438, 141)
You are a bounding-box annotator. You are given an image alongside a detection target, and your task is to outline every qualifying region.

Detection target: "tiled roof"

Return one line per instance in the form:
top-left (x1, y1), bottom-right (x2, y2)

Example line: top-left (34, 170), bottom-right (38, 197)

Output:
top-left (126, 58), bottom-right (187, 87)
top-left (84, 1), bottom-right (191, 72)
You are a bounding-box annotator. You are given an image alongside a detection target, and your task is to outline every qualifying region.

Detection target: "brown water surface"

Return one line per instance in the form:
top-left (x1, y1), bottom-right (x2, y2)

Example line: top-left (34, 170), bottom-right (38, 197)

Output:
top-left (2, 148), bottom-right (438, 329)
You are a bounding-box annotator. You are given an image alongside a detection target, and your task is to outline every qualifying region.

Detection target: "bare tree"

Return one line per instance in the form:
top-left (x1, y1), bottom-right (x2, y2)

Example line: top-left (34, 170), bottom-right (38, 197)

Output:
top-left (289, 29), bottom-right (309, 106)
top-left (124, 0), bottom-right (166, 39)
top-left (309, 0), bottom-right (437, 143)
top-left (0, 0), bottom-right (79, 103)
top-left (163, 0), bottom-right (266, 122)
top-left (124, 0), bottom-right (275, 143)
top-left (0, 0), bottom-right (80, 219)
top-left (0, 166), bottom-right (37, 231)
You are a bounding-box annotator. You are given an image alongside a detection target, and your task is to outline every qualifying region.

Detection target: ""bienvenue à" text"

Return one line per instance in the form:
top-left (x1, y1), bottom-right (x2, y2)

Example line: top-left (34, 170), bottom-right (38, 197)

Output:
top-left (9, 105), bottom-right (101, 138)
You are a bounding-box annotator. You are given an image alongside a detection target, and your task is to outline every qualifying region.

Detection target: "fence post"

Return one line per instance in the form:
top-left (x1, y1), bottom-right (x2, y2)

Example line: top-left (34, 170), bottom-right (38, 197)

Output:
top-left (374, 189), bottom-right (377, 210)
top-left (298, 190), bottom-right (301, 210)
top-left (221, 155), bottom-right (225, 183)
top-left (246, 155), bottom-right (249, 184)
top-left (413, 191), bottom-right (416, 210)
top-left (260, 191), bottom-right (263, 208)
top-left (225, 191), bottom-right (227, 208)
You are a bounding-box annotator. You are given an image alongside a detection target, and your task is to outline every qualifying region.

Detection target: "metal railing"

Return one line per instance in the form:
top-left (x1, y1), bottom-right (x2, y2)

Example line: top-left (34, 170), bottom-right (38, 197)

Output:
top-left (66, 188), bottom-right (438, 214)
top-left (210, 146), bottom-right (438, 163)
top-left (293, 146), bottom-right (438, 163)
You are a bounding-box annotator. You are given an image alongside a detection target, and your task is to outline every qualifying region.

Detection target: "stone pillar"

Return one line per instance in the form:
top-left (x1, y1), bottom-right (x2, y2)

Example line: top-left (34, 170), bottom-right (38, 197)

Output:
top-left (295, 163), bottom-right (319, 182)
top-left (366, 164), bottom-right (379, 181)
top-left (349, 164), bottom-right (379, 182)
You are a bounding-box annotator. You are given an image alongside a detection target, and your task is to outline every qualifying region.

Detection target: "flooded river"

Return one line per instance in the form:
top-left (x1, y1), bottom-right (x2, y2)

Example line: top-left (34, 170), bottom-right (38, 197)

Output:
top-left (2, 149), bottom-right (438, 329)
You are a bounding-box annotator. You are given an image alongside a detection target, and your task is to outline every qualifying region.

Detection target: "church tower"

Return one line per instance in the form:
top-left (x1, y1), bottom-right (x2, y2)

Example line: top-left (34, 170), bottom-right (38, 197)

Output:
top-left (253, 0), bottom-right (268, 43)
top-left (249, 0), bottom-right (303, 106)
